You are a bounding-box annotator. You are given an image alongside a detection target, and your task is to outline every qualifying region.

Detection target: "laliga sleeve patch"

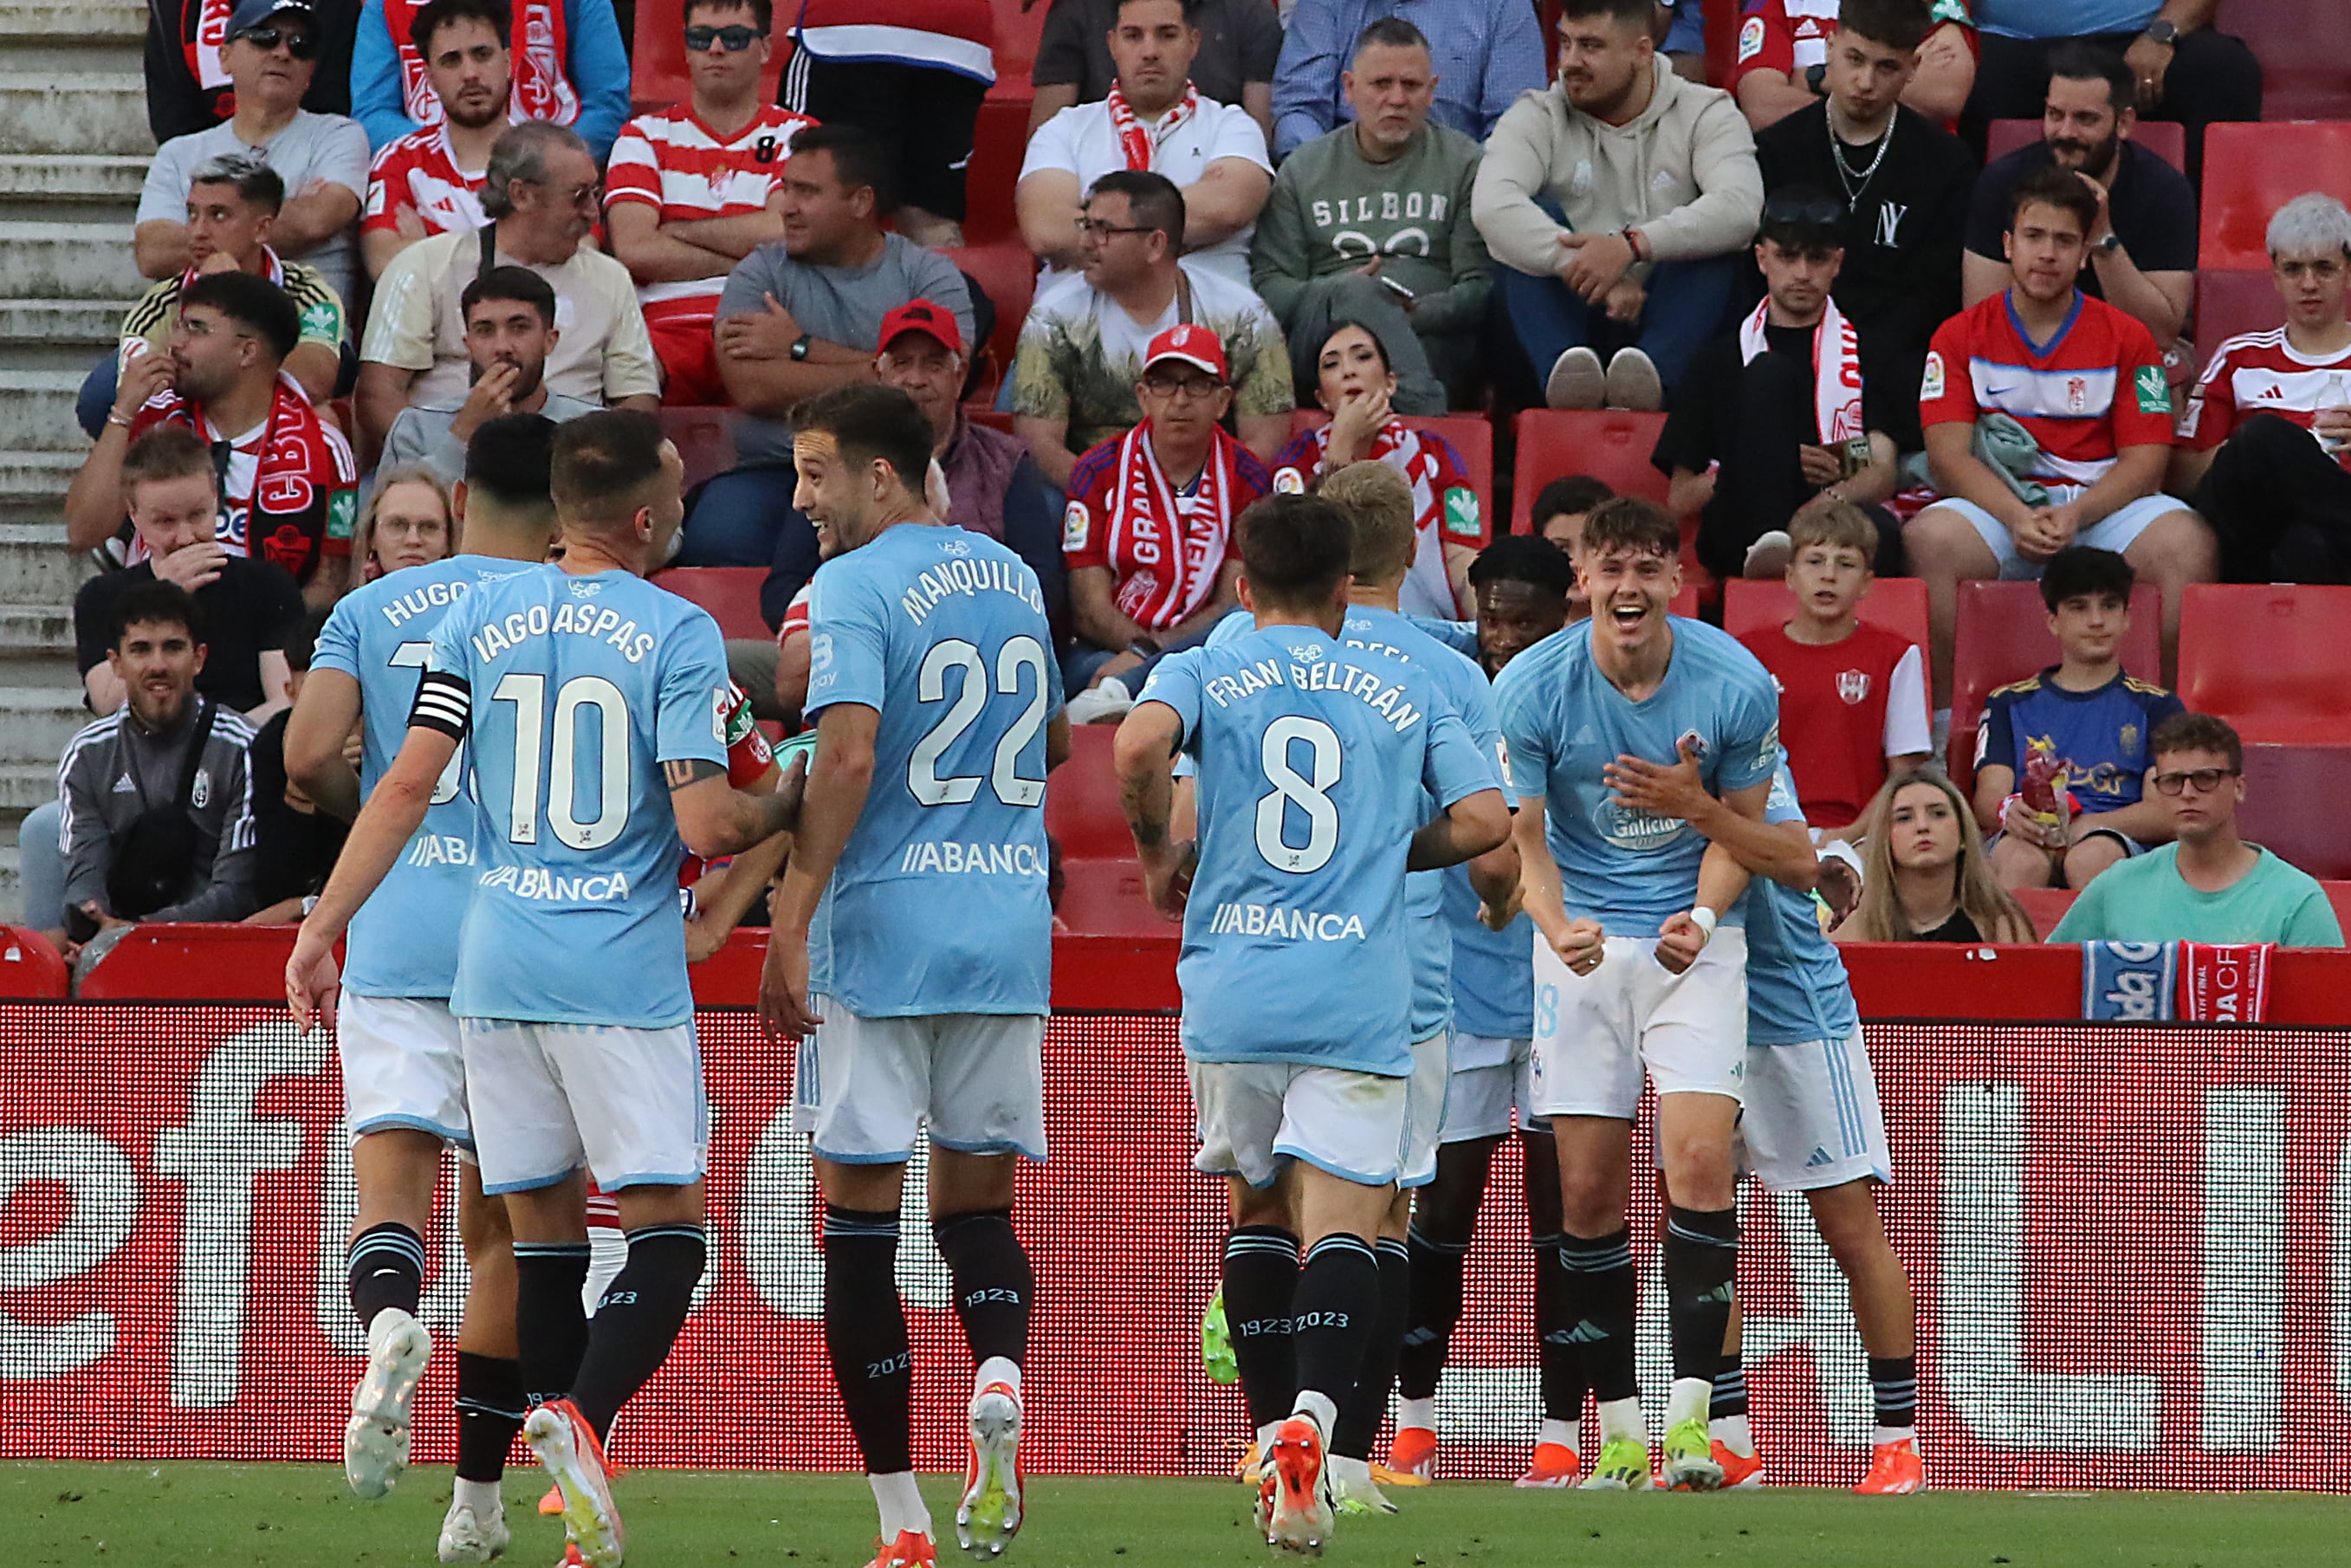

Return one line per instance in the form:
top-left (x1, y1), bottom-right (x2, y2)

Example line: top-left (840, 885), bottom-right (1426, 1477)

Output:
top-left (1062, 499), bottom-right (1090, 551)
top-left (1442, 486), bottom-right (1480, 539)
top-left (1272, 466), bottom-right (1305, 495)
top-left (2135, 365), bottom-right (2173, 416)
top-left (1737, 16), bottom-right (1766, 62)
top-left (1920, 351), bottom-right (1946, 402)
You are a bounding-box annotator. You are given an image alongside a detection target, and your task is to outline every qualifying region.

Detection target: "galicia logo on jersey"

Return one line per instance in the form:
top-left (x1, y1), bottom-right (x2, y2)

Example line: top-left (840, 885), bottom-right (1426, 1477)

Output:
top-left (1590, 795), bottom-right (1687, 852)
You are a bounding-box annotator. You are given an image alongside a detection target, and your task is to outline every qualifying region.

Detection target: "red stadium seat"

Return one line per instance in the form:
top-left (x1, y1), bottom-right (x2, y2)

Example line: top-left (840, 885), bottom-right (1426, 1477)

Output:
top-left (0, 926), bottom-right (67, 999)
top-left (2193, 268), bottom-right (2287, 362)
top-left (946, 243), bottom-right (1037, 399)
top-left (1510, 409), bottom-right (1670, 534)
top-left (1055, 859), bottom-right (1163, 936)
top-left (1285, 411), bottom-right (1499, 548)
top-left (1945, 580), bottom-right (2163, 787)
top-left (76, 924), bottom-right (293, 1001)
top-left (630, 0), bottom-right (790, 113)
top-left (2009, 886), bottom-right (2076, 938)
top-left (2177, 584), bottom-right (2351, 744)
top-left (2238, 746), bottom-right (2351, 881)
top-left (2228, 0), bottom-right (2351, 122)
top-left (1670, 583), bottom-right (1699, 618)
top-left (987, 0), bottom-right (1047, 102)
top-left (2199, 122), bottom-right (2351, 271)
top-left (1987, 118), bottom-right (2184, 173)
top-left (1721, 576), bottom-right (1933, 696)
top-left (660, 405), bottom-right (738, 492)
top-left (965, 98), bottom-right (1032, 247)
top-left (1701, 0), bottom-right (1739, 88)
top-left (1045, 725), bottom-right (1133, 861)
top-left (655, 567), bottom-right (770, 639)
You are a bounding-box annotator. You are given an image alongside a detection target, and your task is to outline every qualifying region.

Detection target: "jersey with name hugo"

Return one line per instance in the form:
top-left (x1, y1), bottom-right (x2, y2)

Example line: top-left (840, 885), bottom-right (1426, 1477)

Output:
top-left (1143, 621), bottom-right (1495, 1076)
top-left (1494, 616), bottom-right (1781, 937)
top-left (419, 567), bottom-right (730, 1027)
top-left (802, 522), bottom-right (1062, 1019)
top-left (313, 554), bottom-right (543, 999)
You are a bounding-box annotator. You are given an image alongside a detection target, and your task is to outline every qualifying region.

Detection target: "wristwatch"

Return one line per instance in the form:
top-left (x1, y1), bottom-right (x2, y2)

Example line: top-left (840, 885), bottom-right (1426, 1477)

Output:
top-left (1125, 635), bottom-right (1163, 658)
top-left (1805, 62), bottom-right (1828, 94)
top-left (2143, 18), bottom-right (2180, 47)
top-left (2096, 231), bottom-right (2124, 256)
top-left (789, 333), bottom-right (813, 361)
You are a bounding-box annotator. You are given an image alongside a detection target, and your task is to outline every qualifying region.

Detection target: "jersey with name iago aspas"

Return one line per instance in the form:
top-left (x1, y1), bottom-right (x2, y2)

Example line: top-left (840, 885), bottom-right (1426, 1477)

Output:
top-left (311, 554), bottom-right (544, 998)
top-left (1141, 620), bottom-right (1497, 1077)
top-left (1493, 616), bottom-right (1782, 937)
top-left (417, 567), bottom-right (731, 1028)
top-left (801, 521), bottom-right (1063, 1018)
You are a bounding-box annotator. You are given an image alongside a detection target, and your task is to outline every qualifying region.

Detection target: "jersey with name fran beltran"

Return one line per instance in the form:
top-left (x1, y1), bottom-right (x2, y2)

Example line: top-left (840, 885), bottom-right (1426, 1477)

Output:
top-left (312, 554), bottom-right (543, 998)
top-left (802, 522), bottom-right (1062, 1017)
top-left (1143, 622), bottom-right (1496, 1076)
top-left (1494, 616), bottom-right (1782, 938)
top-left (415, 567), bottom-right (730, 1028)
top-left (1742, 762), bottom-right (1862, 1047)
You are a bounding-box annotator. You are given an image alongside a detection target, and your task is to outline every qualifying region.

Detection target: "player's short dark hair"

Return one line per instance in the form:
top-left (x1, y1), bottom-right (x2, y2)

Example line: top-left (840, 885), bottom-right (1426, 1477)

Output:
top-left (1558, 0), bottom-right (1655, 29)
top-left (1354, 15), bottom-right (1428, 56)
top-left (121, 424), bottom-right (220, 499)
top-left (1467, 534), bottom-right (1575, 597)
top-left (409, 0), bottom-right (509, 55)
top-left (2151, 711), bottom-right (2242, 772)
top-left (2008, 163), bottom-right (2100, 238)
top-left (110, 579), bottom-right (204, 650)
top-left (685, 0), bottom-right (772, 30)
top-left (187, 151), bottom-right (285, 215)
top-left (1086, 169), bottom-right (1186, 250)
top-left (2038, 545), bottom-right (2134, 610)
top-left (789, 122), bottom-right (894, 213)
top-left (461, 264), bottom-right (559, 328)
top-left (466, 411), bottom-right (559, 511)
top-left (1237, 494), bottom-right (1353, 608)
top-left (1837, 0), bottom-right (1933, 54)
top-left (180, 269), bottom-right (301, 362)
top-left (2046, 41), bottom-right (2136, 114)
top-left (1528, 475), bottom-right (1613, 532)
top-left (1578, 495), bottom-right (1680, 560)
top-left (552, 409), bottom-right (669, 524)
top-left (790, 383), bottom-right (935, 500)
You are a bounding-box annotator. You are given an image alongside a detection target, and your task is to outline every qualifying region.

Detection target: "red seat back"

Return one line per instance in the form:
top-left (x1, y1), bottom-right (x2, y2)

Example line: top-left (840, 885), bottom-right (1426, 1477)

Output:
top-left (987, 0), bottom-right (1046, 102)
top-left (1722, 576), bottom-right (1933, 697)
top-left (2009, 886), bottom-right (2076, 939)
top-left (660, 405), bottom-right (739, 492)
top-left (1044, 724), bottom-right (1132, 860)
top-left (965, 98), bottom-right (1032, 246)
top-left (2193, 268), bottom-right (2288, 365)
top-left (2226, 0), bottom-right (2351, 122)
top-left (2178, 584), bottom-right (2351, 744)
top-left (630, 0), bottom-right (790, 113)
top-left (1054, 858), bottom-right (1163, 936)
top-left (1510, 409), bottom-right (1670, 535)
top-left (945, 243), bottom-right (1037, 399)
top-left (2238, 746), bottom-right (2351, 881)
top-left (655, 566), bottom-right (770, 639)
top-left (1285, 411), bottom-right (1498, 548)
top-left (2201, 122), bottom-right (2351, 270)
top-left (1988, 117), bottom-right (2184, 173)
top-left (1946, 580), bottom-right (2164, 787)
top-left (0, 926), bottom-right (68, 999)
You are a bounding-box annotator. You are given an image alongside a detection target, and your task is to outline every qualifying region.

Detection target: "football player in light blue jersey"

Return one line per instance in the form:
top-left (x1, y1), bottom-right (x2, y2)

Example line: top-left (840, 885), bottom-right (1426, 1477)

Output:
top-left (289, 412), bottom-right (802, 1568)
top-left (1493, 496), bottom-right (1782, 1493)
top-left (1388, 534), bottom-right (1586, 1490)
top-left (1115, 492), bottom-right (1509, 1556)
top-left (288, 418), bottom-right (558, 1552)
top-left (757, 385), bottom-right (1068, 1568)
top-left (1606, 755), bottom-right (1920, 1497)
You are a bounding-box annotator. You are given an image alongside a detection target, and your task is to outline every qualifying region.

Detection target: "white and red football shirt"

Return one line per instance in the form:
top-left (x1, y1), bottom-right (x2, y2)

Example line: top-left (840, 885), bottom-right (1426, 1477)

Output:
top-left (1739, 621), bottom-right (1929, 831)
top-left (1269, 422), bottom-right (1480, 619)
top-left (362, 124), bottom-right (487, 239)
top-left (1063, 427), bottom-right (1268, 632)
top-left (1732, 0), bottom-right (1975, 90)
top-left (2179, 327), bottom-right (2351, 451)
top-left (1920, 291), bottom-right (2176, 497)
top-left (604, 104), bottom-right (815, 324)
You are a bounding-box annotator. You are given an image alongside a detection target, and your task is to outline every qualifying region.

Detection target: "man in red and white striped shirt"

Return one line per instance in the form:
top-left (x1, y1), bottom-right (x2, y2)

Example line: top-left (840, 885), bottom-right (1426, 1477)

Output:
top-left (360, 0), bottom-right (511, 280)
top-left (606, 0), bottom-right (816, 405)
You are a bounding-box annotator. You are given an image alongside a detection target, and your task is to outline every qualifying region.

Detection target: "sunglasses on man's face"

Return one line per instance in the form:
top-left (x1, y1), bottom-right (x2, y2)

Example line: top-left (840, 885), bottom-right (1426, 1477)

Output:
top-left (235, 25), bottom-right (317, 58)
top-left (684, 24), bottom-right (763, 52)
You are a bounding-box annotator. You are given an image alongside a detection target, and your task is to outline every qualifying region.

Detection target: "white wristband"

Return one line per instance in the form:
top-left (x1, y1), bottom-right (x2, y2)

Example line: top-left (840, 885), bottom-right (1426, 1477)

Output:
top-left (1688, 906), bottom-right (1719, 942)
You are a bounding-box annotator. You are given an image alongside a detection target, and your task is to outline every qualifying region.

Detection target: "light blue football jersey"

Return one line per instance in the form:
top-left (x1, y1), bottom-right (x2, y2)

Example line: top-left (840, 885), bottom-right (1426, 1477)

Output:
top-left (802, 522), bottom-right (1061, 1018)
top-left (1493, 617), bottom-right (1781, 937)
top-left (1141, 621), bottom-right (1498, 1077)
top-left (311, 554), bottom-right (542, 998)
top-left (1743, 764), bottom-right (1862, 1047)
top-left (1448, 866), bottom-right (1533, 1040)
top-left (425, 567), bottom-right (730, 1027)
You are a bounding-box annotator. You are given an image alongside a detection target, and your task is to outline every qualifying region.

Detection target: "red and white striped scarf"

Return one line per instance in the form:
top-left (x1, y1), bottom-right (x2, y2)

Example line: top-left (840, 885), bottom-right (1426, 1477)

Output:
top-left (1105, 82), bottom-right (1199, 172)
top-left (1110, 421), bottom-right (1239, 630)
top-left (1738, 295), bottom-right (1864, 444)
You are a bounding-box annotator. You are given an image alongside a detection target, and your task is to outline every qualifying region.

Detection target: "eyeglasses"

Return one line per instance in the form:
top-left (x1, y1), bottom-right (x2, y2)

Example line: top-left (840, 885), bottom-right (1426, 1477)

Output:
top-left (234, 25), bottom-right (317, 58)
top-left (1141, 373), bottom-right (1222, 399)
top-left (684, 24), bottom-right (763, 52)
top-left (2152, 767), bottom-right (2238, 796)
top-left (1076, 218), bottom-right (1152, 239)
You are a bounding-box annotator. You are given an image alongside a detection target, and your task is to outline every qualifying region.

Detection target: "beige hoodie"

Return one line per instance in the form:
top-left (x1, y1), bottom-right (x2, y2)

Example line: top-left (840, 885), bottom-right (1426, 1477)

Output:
top-left (1472, 55), bottom-right (1763, 278)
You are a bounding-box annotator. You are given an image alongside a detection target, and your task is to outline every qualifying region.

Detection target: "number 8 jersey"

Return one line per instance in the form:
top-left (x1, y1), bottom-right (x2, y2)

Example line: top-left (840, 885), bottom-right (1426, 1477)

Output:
top-left (1140, 622), bottom-right (1498, 1078)
top-left (803, 523), bottom-right (1063, 1018)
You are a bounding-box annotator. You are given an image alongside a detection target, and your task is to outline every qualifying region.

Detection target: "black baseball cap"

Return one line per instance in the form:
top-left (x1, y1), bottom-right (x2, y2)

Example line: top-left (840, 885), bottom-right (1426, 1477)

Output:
top-left (227, 0), bottom-right (314, 37)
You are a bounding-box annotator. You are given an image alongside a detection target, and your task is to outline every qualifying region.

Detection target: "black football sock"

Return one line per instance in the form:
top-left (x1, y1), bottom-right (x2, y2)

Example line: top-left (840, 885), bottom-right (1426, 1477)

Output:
top-left (348, 1221), bottom-right (426, 1327)
top-left (568, 1224), bottom-right (705, 1441)
top-left (1558, 1228), bottom-right (1639, 1403)
top-left (1664, 1206), bottom-right (1740, 1386)
top-left (932, 1207), bottom-right (1033, 1374)
top-left (1712, 1350), bottom-right (1749, 1422)
top-left (454, 1351), bottom-right (528, 1483)
top-left (1394, 1223), bottom-right (1471, 1403)
top-left (824, 1205), bottom-right (915, 1474)
top-left (513, 1241), bottom-right (592, 1408)
top-left (1223, 1226), bottom-right (1299, 1431)
top-left (1331, 1238), bottom-right (1412, 1461)
top-left (1532, 1232), bottom-right (1588, 1422)
top-left (1870, 1356), bottom-right (1919, 1433)
top-left (1291, 1234), bottom-right (1380, 1418)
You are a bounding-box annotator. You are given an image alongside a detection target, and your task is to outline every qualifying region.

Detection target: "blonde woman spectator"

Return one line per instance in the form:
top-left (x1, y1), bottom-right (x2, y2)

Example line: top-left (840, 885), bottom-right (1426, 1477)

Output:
top-left (1844, 770), bottom-right (2037, 943)
top-left (350, 464), bottom-right (457, 590)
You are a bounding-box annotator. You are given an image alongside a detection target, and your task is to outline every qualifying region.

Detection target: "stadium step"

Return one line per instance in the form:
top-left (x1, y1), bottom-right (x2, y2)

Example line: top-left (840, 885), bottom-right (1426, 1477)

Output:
top-left (0, 74), bottom-right (155, 159)
top-left (0, 515), bottom-right (92, 600)
top-left (0, 153), bottom-right (148, 211)
top-left (0, 368), bottom-right (89, 454)
top-left (0, 221), bottom-right (146, 304)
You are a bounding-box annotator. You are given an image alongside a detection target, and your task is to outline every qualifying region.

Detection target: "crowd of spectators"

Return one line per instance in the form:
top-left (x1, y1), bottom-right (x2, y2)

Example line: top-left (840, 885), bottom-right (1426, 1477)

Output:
top-left (20, 0), bottom-right (2347, 957)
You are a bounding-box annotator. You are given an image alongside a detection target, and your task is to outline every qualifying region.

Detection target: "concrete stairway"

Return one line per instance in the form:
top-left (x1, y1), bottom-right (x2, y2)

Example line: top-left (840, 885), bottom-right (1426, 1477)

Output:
top-left (0, 0), bottom-right (150, 919)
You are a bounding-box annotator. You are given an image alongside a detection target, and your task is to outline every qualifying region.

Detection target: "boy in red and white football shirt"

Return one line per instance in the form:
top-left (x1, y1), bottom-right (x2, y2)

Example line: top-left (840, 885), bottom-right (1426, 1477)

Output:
top-left (1739, 502), bottom-right (1929, 840)
top-left (605, 0), bottom-right (815, 404)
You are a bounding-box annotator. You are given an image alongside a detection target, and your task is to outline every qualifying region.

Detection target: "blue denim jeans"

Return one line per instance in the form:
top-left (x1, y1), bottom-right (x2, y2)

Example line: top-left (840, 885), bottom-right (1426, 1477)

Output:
top-left (1493, 251), bottom-right (1743, 400)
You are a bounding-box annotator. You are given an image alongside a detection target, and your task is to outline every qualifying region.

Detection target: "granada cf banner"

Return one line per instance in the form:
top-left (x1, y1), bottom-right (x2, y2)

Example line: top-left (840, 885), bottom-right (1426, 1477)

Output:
top-left (4, 1003), bottom-right (2351, 1488)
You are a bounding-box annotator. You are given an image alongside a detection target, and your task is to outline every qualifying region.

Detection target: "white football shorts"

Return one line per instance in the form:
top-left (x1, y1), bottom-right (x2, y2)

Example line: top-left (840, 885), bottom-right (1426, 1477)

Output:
top-left (1529, 929), bottom-right (1748, 1119)
top-left (1440, 1033), bottom-right (1547, 1144)
top-left (1399, 1030), bottom-right (1452, 1189)
top-left (793, 999), bottom-right (1048, 1163)
top-left (1737, 1029), bottom-right (1891, 1191)
top-left (1188, 1058), bottom-right (1409, 1190)
top-left (460, 1017), bottom-right (708, 1195)
top-left (339, 992), bottom-right (471, 1149)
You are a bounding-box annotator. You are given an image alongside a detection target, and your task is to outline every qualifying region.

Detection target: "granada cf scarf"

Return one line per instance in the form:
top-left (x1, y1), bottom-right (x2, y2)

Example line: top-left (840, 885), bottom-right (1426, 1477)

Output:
top-left (1105, 82), bottom-right (1199, 172)
top-left (1738, 295), bottom-right (1864, 444)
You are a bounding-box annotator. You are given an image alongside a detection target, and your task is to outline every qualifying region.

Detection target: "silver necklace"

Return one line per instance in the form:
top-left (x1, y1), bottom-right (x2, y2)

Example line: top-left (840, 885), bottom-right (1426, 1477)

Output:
top-left (1828, 103), bottom-right (1895, 207)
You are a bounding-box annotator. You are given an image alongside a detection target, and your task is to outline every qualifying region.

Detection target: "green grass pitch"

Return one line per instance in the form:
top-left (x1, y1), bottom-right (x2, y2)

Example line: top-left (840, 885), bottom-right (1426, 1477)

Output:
top-left (8, 1463), bottom-right (2348, 1568)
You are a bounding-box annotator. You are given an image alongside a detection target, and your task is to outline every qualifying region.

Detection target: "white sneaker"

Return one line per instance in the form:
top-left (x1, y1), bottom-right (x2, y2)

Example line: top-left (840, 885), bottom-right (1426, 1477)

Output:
top-left (438, 1499), bottom-right (513, 1563)
top-left (1065, 676), bottom-right (1134, 725)
top-left (525, 1401), bottom-right (624, 1568)
top-left (1545, 346), bottom-right (1606, 410)
top-left (1603, 347), bottom-right (1663, 411)
top-left (1743, 529), bottom-right (1793, 579)
top-left (346, 1307), bottom-right (433, 1500)
top-left (956, 1380), bottom-right (1024, 1558)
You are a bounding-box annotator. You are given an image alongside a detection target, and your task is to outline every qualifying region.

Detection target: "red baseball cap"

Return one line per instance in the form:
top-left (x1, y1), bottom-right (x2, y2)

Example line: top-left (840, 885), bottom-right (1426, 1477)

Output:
top-left (1143, 323), bottom-right (1228, 382)
top-left (878, 299), bottom-right (963, 358)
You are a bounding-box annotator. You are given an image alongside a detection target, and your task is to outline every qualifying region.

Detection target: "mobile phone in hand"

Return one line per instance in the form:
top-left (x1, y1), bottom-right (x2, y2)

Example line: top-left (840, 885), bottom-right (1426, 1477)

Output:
top-left (1377, 274), bottom-right (1416, 302)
